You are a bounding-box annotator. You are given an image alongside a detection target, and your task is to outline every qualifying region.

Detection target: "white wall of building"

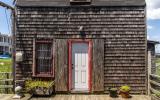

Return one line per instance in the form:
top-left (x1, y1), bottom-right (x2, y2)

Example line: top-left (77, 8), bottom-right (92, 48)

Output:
top-left (0, 33), bottom-right (12, 54)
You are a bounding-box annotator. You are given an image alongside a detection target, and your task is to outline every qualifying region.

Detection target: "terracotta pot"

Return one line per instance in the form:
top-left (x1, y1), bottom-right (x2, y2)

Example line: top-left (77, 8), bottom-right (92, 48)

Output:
top-left (119, 91), bottom-right (130, 98)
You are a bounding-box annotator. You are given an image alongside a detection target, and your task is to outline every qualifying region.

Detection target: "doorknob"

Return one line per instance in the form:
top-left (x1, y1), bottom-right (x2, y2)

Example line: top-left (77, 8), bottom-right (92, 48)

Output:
top-left (72, 64), bottom-right (74, 69)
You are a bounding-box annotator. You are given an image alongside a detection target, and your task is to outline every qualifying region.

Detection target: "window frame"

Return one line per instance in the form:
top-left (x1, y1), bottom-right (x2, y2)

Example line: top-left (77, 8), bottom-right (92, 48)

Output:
top-left (32, 39), bottom-right (55, 78)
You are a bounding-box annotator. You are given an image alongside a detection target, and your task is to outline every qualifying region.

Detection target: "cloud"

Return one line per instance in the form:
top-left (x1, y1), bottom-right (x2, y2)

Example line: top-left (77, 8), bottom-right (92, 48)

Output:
top-left (147, 35), bottom-right (150, 39)
top-left (146, 0), bottom-right (160, 20)
top-left (147, 25), bottom-right (154, 29)
top-left (151, 35), bottom-right (160, 40)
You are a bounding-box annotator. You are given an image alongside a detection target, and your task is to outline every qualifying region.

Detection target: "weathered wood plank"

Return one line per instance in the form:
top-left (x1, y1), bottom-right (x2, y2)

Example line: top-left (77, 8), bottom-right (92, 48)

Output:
top-left (0, 79), bottom-right (13, 82)
top-left (0, 72), bottom-right (13, 93)
top-left (0, 94), bottom-right (32, 100)
top-left (92, 39), bottom-right (104, 92)
top-left (150, 80), bottom-right (160, 87)
top-left (30, 95), bottom-right (150, 100)
top-left (150, 74), bottom-right (160, 79)
top-left (0, 85), bottom-right (13, 88)
top-left (150, 87), bottom-right (160, 95)
top-left (55, 39), bottom-right (68, 92)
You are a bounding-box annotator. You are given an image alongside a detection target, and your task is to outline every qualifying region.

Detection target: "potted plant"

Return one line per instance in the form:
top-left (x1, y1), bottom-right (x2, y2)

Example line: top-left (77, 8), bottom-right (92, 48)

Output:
top-left (108, 87), bottom-right (118, 98)
top-left (25, 80), bottom-right (54, 96)
top-left (119, 85), bottom-right (131, 98)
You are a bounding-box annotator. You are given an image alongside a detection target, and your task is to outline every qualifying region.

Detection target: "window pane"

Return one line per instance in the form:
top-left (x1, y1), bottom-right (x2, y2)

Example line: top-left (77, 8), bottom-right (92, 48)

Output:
top-left (36, 43), bottom-right (52, 74)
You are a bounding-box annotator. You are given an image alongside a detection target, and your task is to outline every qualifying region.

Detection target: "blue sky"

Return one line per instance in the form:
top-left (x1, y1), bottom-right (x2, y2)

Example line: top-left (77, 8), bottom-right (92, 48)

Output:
top-left (146, 0), bottom-right (160, 53)
top-left (0, 0), bottom-right (160, 52)
top-left (0, 0), bottom-right (12, 34)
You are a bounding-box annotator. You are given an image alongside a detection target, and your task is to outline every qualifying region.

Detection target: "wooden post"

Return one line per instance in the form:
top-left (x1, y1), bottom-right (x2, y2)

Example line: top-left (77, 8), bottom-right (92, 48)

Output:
top-left (4, 73), bottom-right (9, 94)
top-left (148, 51), bottom-right (152, 95)
top-left (11, 8), bottom-right (16, 93)
top-left (7, 73), bottom-right (9, 94)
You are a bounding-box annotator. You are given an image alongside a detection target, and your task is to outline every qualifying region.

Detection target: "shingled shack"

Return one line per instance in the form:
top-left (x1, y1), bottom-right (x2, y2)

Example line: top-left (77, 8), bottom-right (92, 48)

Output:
top-left (15, 0), bottom-right (147, 94)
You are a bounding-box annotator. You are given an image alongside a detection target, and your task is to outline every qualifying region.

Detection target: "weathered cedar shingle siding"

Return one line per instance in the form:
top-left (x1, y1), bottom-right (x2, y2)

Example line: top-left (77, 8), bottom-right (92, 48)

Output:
top-left (16, 6), bottom-right (146, 94)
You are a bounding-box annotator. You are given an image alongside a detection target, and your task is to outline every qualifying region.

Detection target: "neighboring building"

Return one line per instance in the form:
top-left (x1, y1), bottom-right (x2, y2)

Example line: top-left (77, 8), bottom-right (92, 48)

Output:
top-left (156, 53), bottom-right (160, 58)
top-left (148, 40), bottom-right (159, 55)
top-left (15, 0), bottom-right (146, 94)
top-left (147, 40), bottom-right (160, 74)
top-left (0, 33), bottom-right (12, 55)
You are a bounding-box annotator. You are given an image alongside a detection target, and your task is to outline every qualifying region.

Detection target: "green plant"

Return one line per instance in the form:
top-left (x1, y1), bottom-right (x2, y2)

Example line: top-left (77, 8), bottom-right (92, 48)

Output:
top-left (25, 80), bottom-right (54, 92)
top-left (119, 85), bottom-right (131, 92)
top-left (155, 91), bottom-right (160, 97)
top-left (109, 88), bottom-right (118, 98)
top-left (0, 58), bottom-right (12, 72)
top-left (110, 88), bottom-right (117, 91)
top-left (119, 85), bottom-right (131, 98)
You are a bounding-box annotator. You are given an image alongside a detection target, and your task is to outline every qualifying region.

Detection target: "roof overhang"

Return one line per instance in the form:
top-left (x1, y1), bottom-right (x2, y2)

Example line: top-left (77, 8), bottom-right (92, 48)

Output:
top-left (15, 0), bottom-right (146, 7)
top-left (148, 40), bottom-right (160, 45)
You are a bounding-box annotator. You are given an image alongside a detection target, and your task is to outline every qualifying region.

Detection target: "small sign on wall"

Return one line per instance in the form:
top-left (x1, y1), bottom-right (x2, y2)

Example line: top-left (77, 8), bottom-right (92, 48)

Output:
top-left (16, 51), bottom-right (24, 62)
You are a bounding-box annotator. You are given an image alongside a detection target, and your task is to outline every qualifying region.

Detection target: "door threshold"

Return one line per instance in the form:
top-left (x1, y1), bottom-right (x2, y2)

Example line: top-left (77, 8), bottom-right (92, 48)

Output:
top-left (71, 89), bottom-right (89, 93)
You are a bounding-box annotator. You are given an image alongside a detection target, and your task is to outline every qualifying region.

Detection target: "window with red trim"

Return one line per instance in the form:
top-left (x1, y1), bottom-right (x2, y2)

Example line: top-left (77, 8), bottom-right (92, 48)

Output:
top-left (33, 40), bottom-right (54, 77)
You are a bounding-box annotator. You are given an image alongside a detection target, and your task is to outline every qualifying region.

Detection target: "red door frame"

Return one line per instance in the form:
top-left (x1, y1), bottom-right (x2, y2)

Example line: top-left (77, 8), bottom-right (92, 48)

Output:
top-left (68, 39), bottom-right (92, 92)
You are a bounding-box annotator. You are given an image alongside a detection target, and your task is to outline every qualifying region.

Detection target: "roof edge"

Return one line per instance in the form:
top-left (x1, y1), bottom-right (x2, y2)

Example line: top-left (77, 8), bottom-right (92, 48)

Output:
top-left (15, 0), bottom-right (146, 7)
top-left (148, 40), bottom-right (160, 44)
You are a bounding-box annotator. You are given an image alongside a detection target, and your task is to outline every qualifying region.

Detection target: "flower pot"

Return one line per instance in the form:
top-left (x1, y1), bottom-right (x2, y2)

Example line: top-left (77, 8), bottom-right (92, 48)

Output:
top-left (25, 80), bottom-right (55, 96)
top-left (119, 91), bottom-right (131, 98)
top-left (109, 88), bottom-right (118, 98)
top-left (31, 86), bottom-right (54, 96)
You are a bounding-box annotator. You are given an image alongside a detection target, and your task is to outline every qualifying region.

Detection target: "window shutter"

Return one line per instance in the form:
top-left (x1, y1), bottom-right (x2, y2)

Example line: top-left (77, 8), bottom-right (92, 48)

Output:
top-left (92, 39), bottom-right (104, 92)
top-left (55, 39), bottom-right (68, 92)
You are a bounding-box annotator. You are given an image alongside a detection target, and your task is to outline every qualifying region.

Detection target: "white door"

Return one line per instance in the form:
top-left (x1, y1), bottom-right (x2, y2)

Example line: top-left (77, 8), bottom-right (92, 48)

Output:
top-left (72, 43), bottom-right (89, 91)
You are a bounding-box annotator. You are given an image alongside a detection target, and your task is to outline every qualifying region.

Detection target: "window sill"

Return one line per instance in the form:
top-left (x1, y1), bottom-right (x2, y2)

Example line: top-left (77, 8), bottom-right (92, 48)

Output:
top-left (32, 74), bottom-right (54, 78)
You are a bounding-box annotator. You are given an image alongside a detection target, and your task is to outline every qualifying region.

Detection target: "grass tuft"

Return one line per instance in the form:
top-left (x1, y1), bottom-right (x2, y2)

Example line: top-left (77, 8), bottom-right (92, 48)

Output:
top-left (156, 58), bottom-right (160, 76)
top-left (0, 58), bottom-right (12, 72)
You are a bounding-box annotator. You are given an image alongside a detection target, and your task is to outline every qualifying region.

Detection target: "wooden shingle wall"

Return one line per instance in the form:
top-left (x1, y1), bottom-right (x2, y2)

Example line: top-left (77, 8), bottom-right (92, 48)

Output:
top-left (16, 6), bottom-right (146, 94)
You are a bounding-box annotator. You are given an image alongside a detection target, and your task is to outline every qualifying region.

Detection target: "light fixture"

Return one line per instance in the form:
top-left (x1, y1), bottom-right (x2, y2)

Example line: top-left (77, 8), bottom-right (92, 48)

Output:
top-left (79, 26), bottom-right (83, 31)
top-left (78, 26), bottom-right (86, 37)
